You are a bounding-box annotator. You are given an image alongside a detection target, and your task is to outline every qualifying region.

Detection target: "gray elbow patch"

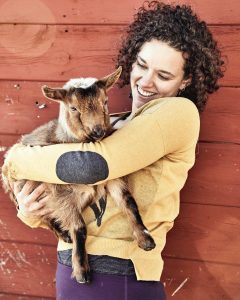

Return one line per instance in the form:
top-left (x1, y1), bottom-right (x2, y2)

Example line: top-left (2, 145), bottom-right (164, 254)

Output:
top-left (56, 151), bottom-right (109, 184)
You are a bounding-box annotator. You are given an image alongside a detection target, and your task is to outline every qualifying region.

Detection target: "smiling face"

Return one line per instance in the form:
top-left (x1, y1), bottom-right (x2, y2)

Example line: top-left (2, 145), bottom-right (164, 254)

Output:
top-left (130, 39), bottom-right (191, 112)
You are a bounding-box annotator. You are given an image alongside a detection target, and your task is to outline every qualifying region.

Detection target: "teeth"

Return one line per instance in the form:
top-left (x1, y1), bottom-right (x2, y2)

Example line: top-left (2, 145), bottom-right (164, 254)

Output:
top-left (137, 86), bottom-right (156, 97)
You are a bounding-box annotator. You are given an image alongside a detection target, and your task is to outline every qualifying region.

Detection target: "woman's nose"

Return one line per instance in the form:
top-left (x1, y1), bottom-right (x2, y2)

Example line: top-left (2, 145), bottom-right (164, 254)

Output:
top-left (139, 71), bottom-right (154, 88)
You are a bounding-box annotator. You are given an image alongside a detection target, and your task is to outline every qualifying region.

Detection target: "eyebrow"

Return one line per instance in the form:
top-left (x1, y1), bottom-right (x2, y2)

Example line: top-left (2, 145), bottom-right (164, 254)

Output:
top-left (137, 55), bottom-right (174, 77)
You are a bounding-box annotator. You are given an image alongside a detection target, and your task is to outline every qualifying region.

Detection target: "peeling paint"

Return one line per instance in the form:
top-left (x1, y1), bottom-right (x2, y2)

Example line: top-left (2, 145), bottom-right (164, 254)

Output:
top-left (0, 259), bottom-right (7, 270)
top-left (6, 249), bottom-right (22, 268)
top-left (16, 249), bottom-right (32, 266)
top-left (14, 84), bottom-right (21, 90)
top-left (171, 277), bottom-right (189, 297)
top-left (0, 218), bottom-right (5, 225)
top-left (4, 96), bottom-right (14, 104)
top-left (38, 103), bottom-right (46, 109)
top-left (164, 277), bottom-right (174, 287)
top-left (0, 243), bottom-right (32, 271)
top-left (168, 278), bottom-right (173, 286)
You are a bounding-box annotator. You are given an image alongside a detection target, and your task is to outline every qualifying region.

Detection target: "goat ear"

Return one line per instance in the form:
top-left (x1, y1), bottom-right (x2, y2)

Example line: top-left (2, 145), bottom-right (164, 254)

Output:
top-left (41, 85), bottom-right (67, 102)
top-left (97, 66), bottom-right (122, 91)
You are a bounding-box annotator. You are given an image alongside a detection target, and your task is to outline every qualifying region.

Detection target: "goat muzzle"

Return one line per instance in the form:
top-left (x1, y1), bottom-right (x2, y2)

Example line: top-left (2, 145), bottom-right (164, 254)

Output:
top-left (90, 126), bottom-right (105, 140)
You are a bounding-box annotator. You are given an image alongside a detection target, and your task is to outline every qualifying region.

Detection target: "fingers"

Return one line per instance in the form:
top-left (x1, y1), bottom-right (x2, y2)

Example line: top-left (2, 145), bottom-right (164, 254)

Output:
top-left (11, 180), bottom-right (52, 218)
top-left (27, 195), bottom-right (46, 211)
top-left (24, 183), bottom-right (46, 204)
top-left (28, 195), bottom-right (53, 217)
top-left (17, 183), bottom-right (45, 207)
top-left (36, 207), bottom-right (53, 217)
top-left (12, 180), bottom-right (35, 196)
top-left (12, 181), bottom-right (22, 195)
top-left (19, 194), bottom-right (52, 218)
top-left (19, 180), bottom-right (39, 195)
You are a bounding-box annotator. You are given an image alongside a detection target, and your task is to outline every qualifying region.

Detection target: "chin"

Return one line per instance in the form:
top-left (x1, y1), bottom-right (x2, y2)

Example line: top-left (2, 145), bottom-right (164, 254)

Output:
top-left (133, 96), bottom-right (160, 109)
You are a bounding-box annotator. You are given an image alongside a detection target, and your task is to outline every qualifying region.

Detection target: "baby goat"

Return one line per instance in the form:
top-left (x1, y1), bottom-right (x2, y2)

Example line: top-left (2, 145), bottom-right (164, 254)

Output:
top-left (2, 67), bottom-right (155, 283)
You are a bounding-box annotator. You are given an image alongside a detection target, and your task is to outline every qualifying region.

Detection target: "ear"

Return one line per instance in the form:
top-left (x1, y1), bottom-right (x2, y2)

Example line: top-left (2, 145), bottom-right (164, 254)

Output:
top-left (179, 76), bottom-right (192, 91)
top-left (97, 66), bottom-right (122, 91)
top-left (41, 85), bottom-right (67, 102)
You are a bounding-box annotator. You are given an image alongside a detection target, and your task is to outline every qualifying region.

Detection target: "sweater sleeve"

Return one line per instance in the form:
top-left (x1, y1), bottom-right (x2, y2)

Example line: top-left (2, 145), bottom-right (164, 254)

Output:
top-left (17, 210), bottom-right (49, 229)
top-left (2, 97), bottom-right (199, 185)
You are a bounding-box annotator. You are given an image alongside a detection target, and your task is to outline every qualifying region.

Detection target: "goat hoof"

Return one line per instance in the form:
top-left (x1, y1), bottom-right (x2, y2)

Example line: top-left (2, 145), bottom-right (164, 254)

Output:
top-left (138, 234), bottom-right (156, 251)
top-left (75, 271), bottom-right (91, 284)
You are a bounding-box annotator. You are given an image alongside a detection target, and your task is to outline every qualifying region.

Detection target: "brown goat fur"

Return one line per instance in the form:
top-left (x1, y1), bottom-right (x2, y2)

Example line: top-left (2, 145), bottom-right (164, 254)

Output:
top-left (2, 67), bottom-right (155, 283)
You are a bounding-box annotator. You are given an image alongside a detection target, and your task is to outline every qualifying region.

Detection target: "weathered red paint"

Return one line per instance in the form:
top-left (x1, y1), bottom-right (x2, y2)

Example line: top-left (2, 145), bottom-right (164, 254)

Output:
top-left (0, 0), bottom-right (239, 299)
top-left (0, 25), bottom-right (238, 85)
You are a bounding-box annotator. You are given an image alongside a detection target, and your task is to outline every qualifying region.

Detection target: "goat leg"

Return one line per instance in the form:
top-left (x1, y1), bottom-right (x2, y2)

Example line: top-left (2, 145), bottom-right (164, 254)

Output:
top-left (48, 219), bottom-right (72, 243)
top-left (107, 179), bottom-right (156, 251)
top-left (122, 190), bottom-right (156, 251)
top-left (70, 215), bottom-right (90, 283)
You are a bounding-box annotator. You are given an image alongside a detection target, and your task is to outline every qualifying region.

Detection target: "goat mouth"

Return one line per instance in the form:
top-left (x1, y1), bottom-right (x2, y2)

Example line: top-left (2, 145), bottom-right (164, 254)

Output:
top-left (86, 134), bottom-right (104, 142)
top-left (86, 135), bottom-right (96, 142)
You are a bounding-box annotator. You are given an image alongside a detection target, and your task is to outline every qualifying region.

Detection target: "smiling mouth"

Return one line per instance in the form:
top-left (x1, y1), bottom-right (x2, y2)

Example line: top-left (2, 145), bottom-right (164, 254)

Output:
top-left (137, 85), bottom-right (157, 97)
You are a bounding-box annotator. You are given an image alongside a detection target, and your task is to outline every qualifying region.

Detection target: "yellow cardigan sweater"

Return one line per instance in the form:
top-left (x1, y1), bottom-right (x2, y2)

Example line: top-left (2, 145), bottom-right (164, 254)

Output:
top-left (3, 97), bottom-right (200, 281)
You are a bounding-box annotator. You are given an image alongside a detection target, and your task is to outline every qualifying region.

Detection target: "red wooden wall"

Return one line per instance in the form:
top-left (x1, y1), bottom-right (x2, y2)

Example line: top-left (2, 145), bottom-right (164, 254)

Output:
top-left (0, 0), bottom-right (239, 299)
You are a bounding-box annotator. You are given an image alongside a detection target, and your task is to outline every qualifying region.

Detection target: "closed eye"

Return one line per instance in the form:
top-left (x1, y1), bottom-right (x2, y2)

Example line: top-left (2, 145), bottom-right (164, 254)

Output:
top-left (136, 61), bottom-right (147, 69)
top-left (158, 74), bottom-right (170, 81)
top-left (70, 106), bottom-right (77, 112)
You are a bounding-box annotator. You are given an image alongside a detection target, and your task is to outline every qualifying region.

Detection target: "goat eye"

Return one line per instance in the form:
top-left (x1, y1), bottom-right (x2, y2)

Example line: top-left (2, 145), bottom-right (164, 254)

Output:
top-left (104, 98), bottom-right (108, 105)
top-left (70, 106), bottom-right (77, 112)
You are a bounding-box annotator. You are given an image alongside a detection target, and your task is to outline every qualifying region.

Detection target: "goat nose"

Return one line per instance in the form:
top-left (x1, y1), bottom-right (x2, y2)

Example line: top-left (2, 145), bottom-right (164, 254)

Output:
top-left (91, 126), bottom-right (105, 139)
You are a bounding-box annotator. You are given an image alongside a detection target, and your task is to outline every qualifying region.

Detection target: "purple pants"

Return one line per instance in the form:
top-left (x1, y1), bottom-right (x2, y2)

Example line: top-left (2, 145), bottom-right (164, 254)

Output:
top-left (56, 262), bottom-right (167, 300)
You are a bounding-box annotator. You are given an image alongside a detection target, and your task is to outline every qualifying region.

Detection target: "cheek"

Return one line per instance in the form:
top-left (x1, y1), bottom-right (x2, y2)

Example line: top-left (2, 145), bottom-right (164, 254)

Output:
top-left (156, 80), bottom-right (181, 96)
top-left (130, 66), bottom-right (139, 84)
top-left (69, 113), bottom-right (82, 128)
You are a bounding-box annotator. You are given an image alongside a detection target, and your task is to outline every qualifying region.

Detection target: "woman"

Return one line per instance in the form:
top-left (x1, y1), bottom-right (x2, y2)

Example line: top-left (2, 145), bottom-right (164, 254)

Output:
top-left (4, 1), bottom-right (224, 299)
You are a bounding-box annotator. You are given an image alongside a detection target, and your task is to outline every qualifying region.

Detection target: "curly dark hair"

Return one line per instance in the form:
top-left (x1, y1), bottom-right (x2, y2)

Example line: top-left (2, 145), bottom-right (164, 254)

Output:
top-left (116, 1), bottom-right (225, 112)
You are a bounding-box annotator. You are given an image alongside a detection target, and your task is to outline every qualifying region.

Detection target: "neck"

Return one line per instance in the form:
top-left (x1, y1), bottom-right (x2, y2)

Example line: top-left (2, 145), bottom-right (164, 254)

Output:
top-left (129, 103), bottom-right (140, 118)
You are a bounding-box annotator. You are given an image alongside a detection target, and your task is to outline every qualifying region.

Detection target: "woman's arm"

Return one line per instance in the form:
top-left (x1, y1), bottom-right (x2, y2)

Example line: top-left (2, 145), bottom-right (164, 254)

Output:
top-left (3, 97), bottom-right (200, 185)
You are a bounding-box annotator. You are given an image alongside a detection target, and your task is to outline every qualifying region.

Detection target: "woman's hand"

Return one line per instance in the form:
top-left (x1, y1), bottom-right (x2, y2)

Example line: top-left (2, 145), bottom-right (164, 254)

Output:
top-left (12, 180), bottom-right (52, 218)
